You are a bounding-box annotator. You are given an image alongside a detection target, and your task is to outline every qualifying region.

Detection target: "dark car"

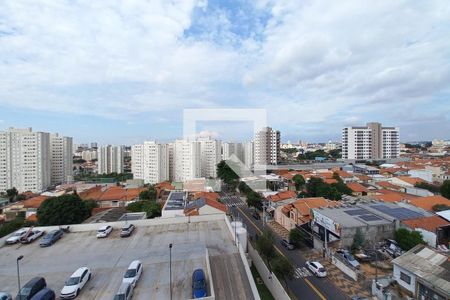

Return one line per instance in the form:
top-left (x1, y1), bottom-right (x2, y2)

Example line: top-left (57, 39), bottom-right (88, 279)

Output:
top-left (251, 211), bottom-right (260, 220)
top-left (15, 277), bottom-right (46, 300)
top-left (280, 239), bottom-right (295, 250)
top-left (29, 288), bottom-right (55, 300)
top-left (192, 269), bottom-right (207, 299)
top-left (39, 229), bottom-right (63, 247)
top-left (120, 224), bottom-right (135, 238)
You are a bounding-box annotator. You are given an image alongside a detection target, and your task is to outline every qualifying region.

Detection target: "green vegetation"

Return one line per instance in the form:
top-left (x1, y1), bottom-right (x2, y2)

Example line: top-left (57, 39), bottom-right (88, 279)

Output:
top-left (74, 172), bottom-right (133, 183)
top-left (415, 182), bottom-right (440, 194)
top-left (246, 190), bottom-right (263, 210)
top-left (0, 212), bottom-right (35, 238)
top-left (272, 255), bottom-right (295, 287)
top-left (6, 187), bottom-right (18, 202)
top-left (441, 180), bottom-right (450, 199)
top-left (305, 176), bottom-right (351, 200)
top-left (394, 228), bottom-right (426, 251)
top-left (297, 149), bottom-right (341, 160)
top-left (127, 200), bottom-right (161, 219)
top-left (37, 194), bottom-right (93, 225)
top-left (292, 174), bottom-right (305, 191)
top-left (281, 148), bottom-right (298, 154)
top-left (250, 265), bottom-right (275, 300)
top-left (289, 228), bottom-right (305, 248)
top-left (432, 204), bottom-right (450, 212)
top-left (351, 228), bottom-right (365, 251)
top-left (139, 185), bottom-right (157, 201)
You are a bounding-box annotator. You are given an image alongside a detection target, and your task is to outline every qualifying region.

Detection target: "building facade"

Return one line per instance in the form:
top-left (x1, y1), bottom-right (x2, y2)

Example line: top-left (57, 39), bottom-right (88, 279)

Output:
top-left (0, 127), bottom-right (72, 193)
top-left (131, 141), bottom-right (169, 184)
top-left (254, 127), bottom-right (280, 166)
top-left (199, 137), bottom-right (221, 178)
top-left (342, 122), bottom-right (400, 160)
top-left (173, 139), bottom-right (201, 182)
top-left (97, 145), bottom-right (124, 174)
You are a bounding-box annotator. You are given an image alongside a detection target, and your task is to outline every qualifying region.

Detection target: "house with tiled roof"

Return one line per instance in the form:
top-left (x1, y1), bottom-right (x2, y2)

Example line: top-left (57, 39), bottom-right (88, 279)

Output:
top-left (376, 181), bottom-right (405, 192)
top-left (274, 197), bottom-right (340, 231)
top-left (408, 195), bottom-right (450, 213)
top-left (184, 197), bottom-right (227, 216)
top-left (401, 215), bottom-right (450, 248)
top-left (393, 176), bottom-right (427, 187)
top-left (22, 195), bottom-right (50, 219)
top-left (79, 185), bottom-right (146, 208)
top-left (372, 190), bottom-right (419, 203)
top-left (346, 182), bottom-right (369, 196)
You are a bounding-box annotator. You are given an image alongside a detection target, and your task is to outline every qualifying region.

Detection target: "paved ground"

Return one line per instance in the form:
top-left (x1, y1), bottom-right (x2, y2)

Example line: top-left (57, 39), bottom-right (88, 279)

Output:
top-left (0, 220), bottom-right (253, 300)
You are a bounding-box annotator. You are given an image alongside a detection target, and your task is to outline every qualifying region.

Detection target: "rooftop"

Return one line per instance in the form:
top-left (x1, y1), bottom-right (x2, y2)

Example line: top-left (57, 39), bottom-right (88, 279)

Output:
top-left (408, 195), bottom-right (450, 212)
top-left (402, 215), bottom-right (450, 232)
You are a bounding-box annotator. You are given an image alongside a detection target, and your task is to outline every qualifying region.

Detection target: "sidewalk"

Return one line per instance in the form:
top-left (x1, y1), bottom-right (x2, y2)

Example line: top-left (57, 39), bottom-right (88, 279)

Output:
top-left (267, 220), bottom-right (290, 239)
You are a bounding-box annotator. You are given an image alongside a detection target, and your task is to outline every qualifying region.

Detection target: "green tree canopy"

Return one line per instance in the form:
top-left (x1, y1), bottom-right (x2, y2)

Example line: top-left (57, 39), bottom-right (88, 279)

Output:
top-left (289, 228), bottom-right (304, 248)
top-left (247, 191), bottom-right (263, 210)
top-left (432, 204), bottom-right (450, 212)
top-left (351, 228), bottom-right (365, 251)
top-left (394, 228), bottom-right (425, 251)
top-left (414, 182), bottom-right (440, 194)
top-left (127, 200), bottom-right (161, 219)
top-left (441, 180), bottom-right (450, 199)
top-left (256, 229), bottom-right (276, 261)
top-left (37, 194), bottom-right (90, 225)
top-left (6, 187), bottom-right (18, 202)
top-left (292, 174), bottom-right (305, 191)
top-left (272, 255), bottom-right (295, 286)
top-left (238, 181), bottom-right (251, 194)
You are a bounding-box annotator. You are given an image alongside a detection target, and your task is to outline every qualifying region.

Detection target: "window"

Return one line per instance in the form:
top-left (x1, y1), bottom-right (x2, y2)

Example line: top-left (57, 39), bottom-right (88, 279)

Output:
top-left (400, 271), bottom-right (411, 284)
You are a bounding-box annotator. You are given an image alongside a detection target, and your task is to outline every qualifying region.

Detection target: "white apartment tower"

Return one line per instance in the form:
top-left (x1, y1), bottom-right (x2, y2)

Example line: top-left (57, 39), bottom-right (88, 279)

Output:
top-left (342, 122), bottom-right (400, 160)
top-left (199, 137), bottom-right (222, 178)
top-left (97, 145), bottom-right (124, 174)
top-left (243, 141), bottom-right (254, 169)
top-left (50, 134), bottom-right (73, 185)
top-left (254, 127), bottom-right (280, 165)
top-left (0, 127), bottom-right (72, 193)
top-left (222, 142), bottom-right (245, 162)
top-left (131, 141), bottom-right (169, 184)
top-left (173, 139), bottom-right (201, 182)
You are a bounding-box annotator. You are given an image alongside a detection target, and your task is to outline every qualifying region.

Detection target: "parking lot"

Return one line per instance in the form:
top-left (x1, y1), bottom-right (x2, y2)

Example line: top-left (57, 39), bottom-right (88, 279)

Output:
top-left (0, 219), bottom-right (252, 299)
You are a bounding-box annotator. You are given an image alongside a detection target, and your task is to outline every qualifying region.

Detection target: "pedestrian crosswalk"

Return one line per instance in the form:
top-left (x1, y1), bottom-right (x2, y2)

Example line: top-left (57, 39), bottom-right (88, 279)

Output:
top-left (294, 267), bottom-right (312, 279)
top-left (225, 202), bottom-right (246, 208)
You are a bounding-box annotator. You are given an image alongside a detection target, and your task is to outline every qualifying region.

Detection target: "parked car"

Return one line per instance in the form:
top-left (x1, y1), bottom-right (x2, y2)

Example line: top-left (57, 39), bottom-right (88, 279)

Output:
top-left (251, 211), bottom-right (260, 220)
top-left (280, 239), bottom-right (295, 250)
top-left (113, 282), bottom-right (133, 300)
top-left (120, 224), bottom-right (135, 238)
top-left (0, 292), bottom-right (12, 300)
top-left (192, 269), bottom-right (207, 299)
top-left (39, 229), bottom-right (63, 247)
top-left (122, 260), bottom-right (143, 288)
top-left (30, 288), bottom-right (55, 300)
top-left (15, 277), bottom-right (46, 300)
top-left (6, 229), bottom-right (28, 244)
top-left (21, 230), bottom-right (44, 244)
top-left (383, 239), bottom-right (403, 258)
top-left (96, 225), bottom-right (113, 238)
top-left (336, 249), bottom-right (360, 269)
top-left (60, 267), bottom-right (91, 299)
top-left (305, 261), bottom-right (327, 278)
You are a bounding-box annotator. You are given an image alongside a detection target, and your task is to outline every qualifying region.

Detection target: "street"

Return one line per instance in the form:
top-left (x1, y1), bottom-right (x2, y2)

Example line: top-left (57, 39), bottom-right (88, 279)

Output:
top-left (221, 193), bottom-right (350, 300)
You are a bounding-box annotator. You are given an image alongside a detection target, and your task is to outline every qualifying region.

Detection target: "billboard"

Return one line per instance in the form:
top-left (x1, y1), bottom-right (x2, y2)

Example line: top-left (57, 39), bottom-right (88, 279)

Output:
top-left (311, 210), bottom-right (341, 237)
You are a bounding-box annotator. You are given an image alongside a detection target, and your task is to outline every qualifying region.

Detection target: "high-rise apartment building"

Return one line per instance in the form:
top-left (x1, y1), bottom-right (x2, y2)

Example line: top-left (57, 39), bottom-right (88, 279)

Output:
top-left (173, 139), bottom-right (201, 182)
top-left (342, 122), bottom-right (400, 160)
top-left (0, 127), bottom-right (72, 193)
top-left (131, 141), bottom-right (169, 184)
top-left (199, 137), bottom-right (221, 178)
top-left (254, 127), bottom-right (280, 165)
top-left (50, 133), bottom-right (73, 185)
top-left (222, 142), bottom-right (245, 162)
top-left (243, 141), bottom-right (254, 169)
top-left (97, 145), bottom-right (124, 174)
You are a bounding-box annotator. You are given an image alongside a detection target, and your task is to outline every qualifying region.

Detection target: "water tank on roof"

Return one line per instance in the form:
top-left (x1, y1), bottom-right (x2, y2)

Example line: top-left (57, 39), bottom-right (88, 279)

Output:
top-left (231, 220), bottom-right (243, 229)
top-left (236, 227), bottom-right (248, 252)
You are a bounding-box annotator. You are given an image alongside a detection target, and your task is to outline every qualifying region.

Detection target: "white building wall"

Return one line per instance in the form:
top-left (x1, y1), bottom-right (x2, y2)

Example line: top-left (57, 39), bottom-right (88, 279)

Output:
top-left (254, 127), bottom-right (280, 165)
top-left (50, 134), bottom-right (73, 185)
top-left (132, 141), bottom-right (169, 184)
top-left (199, 138), bottom-right (221, 178)
top-left (393, 264), bottom-right (417, 294)
top-left (244, 141), bottom-right (254, 169)
top-left (408, 169), bottom-right (433, 183)
top-left (97, 145), bottom-right (124, 174)
top-left (174, 139), bottom-right (201, 182)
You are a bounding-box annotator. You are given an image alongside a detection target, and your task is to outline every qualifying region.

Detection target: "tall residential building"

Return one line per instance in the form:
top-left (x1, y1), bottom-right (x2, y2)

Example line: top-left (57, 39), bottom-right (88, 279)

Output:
top-left (222, 142), bottom-right (245, 162)
top-left (243, 141), bottom-right (254, 169)
top-left (199, 137), bottom-right (221, 178)
top-left (254, 127), bottom-right (280, 165)
top-left (50, 133), bottom-right (73, 185)
top-left (81, 150), bottom-right (98, 161)
top-left (0, 127), bottom-right (72, 193)
top-left (342, 122), bottom-right (400, 160)
top-left (173, 139), bottom-right (201, 182)
top-left (168, 143), bottom-right (175, 181)
top-left (131, 141), bottom-right (169, 184)
top-left (97, 145), bottom-right (124, 174)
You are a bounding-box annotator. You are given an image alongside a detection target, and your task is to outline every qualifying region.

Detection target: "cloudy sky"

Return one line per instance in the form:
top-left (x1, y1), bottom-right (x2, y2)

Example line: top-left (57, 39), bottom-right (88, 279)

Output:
top-left (0, 0), bottom-right (449, 144)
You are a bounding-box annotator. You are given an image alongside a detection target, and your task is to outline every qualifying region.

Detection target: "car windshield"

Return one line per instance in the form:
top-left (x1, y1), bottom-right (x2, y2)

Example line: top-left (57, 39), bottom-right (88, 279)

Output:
top-left (13, 231), bottom-right (25, 237)
top-left (113, 294), bottom-right (125, 300)
top-left (319, 268), bottom-right (326, 272)
top-left (124, 269), bottom-right (136, 278)
top-left (347, 254), bottom-right (356, 261)
top-left (19, 287), bottom-right (31, 296)
top-left (193, 279), bottom-right (205, 289)
top-left (98, 229), bottom-right (105, 233)
top-left (43, 235), bottom-right (52, 240)
top-left (66, 277), bottom-right (80, 285)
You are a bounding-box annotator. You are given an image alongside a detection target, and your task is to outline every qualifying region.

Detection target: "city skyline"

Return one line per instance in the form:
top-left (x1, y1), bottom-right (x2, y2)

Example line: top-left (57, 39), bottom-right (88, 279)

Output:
top-left (1, 1), bottom-right (450, 144)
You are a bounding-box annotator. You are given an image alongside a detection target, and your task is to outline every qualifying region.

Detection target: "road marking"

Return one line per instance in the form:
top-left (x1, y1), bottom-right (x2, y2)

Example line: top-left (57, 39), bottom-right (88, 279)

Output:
top-left (294, 267), bottom-right (312, 278)
top-left (236, 206), bottom-right (328, 300)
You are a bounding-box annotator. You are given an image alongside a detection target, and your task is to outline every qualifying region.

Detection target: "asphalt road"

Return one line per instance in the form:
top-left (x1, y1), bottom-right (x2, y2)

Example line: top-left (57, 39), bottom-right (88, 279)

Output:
top-left (221, 193), bottom-right (350, 300)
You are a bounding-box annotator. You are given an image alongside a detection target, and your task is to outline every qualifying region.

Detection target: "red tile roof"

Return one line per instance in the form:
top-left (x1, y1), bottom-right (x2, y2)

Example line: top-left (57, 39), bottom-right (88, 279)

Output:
top-left (79, 186), bottom-right (146, 202)
top-left (267, 190), bottom-right (297, 202)
top-left (396, 176), bottom-right (426, 186)
top-left (346, 182), bottom-right (369, 193)
top-left (377, 181), bottom-right (404, 191)
top-left (22, 196), bottom-right (50, 209)
top-left (402, 215), bottom-right (450, 232)
top-left (408, 195), bottom-right (450, 212)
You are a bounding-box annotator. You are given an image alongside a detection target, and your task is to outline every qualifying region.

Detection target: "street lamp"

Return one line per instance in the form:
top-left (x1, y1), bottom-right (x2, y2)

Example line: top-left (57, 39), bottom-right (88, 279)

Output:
top-left (169, 243), bottom-right (173, 300)
top-left (17, 255), bottom-right (24, 299)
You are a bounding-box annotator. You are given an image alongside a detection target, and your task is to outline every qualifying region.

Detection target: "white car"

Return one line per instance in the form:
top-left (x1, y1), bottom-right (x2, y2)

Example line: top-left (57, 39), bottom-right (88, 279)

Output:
top-left (96, 225), bottom-right (113, 238)
top-left (305, 261), bottom-right (327, 278)
top-left (20, 229), bottom-right (44, 244)
top-left (0, 292), bottom-right (12, 300)
top-left (122, 260), bottom-right (143, 287)
top-left (60, 267), bottom-right (91, 299)
top-left (5, 229), bottom-right (28, 244)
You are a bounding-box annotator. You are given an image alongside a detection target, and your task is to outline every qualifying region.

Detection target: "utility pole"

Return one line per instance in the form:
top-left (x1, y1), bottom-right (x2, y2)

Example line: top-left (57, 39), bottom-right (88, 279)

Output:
top-left (169, 243), bottom-right (173, 300)
top-left (17, 255), bottom-right (24, 299)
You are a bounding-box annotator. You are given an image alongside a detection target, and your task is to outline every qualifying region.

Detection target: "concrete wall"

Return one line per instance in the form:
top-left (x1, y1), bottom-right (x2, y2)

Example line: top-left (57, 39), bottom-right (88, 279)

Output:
top-left (331, 254), bottom-right (358, 281)
top-left (340, 224), bottom-right (395, 248)
top-left (393, 264), bottom-right (416, 295)
top-left (248, 243), bottom-right (290, 300)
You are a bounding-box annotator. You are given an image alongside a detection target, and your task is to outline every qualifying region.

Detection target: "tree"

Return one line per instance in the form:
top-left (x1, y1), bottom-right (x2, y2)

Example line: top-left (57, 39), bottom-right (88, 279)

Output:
top-left (6, 187), bottom-right (18, 202)
top-left (238, 181), bottom-right (251, 194)
top-left (415, 182), bottom-right (440, 194)
top-left (441, 180), bottom-right (450, 199)
top-left (37, 194), bottom-right (90, 225)
top-left (272, 255), bottom-right (295, 287)
top-left (247, 191), bottom-right (262, 210)
top-left (394, 228), bottom-right (425, 251)
top-left (351, 228), bottom-right (365, 251)
top-left (84, 200), bottom-right (98, 215)
top-left (217, 160), bottom-right (239, 184)
top-left (126, 200), bottom-right (161, 219)
top-left (292, 174), bottom-right (305, 191)
top-left (328, 149), bottom-right (342, 159)
top-left (289, 228), bottom-right (304, 248)
top-left (432, 204), bottom-right (450, 212)
top-left (256, 229), bottom-right (276, 262)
